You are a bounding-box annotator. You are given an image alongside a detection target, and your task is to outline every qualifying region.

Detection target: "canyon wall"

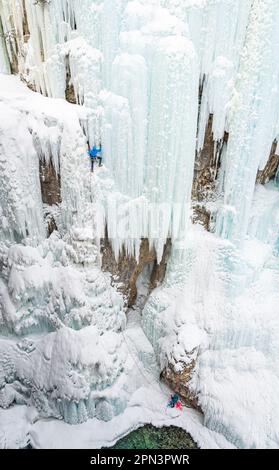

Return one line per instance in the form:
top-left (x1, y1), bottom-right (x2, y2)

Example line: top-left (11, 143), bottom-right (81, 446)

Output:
top-left (0, 0), bottom-right (279, 448)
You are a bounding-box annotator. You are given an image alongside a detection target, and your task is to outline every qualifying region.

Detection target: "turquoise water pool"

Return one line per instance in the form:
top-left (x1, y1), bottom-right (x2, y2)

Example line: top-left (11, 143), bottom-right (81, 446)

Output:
top-left (110, 425), bottom-right (198, 449)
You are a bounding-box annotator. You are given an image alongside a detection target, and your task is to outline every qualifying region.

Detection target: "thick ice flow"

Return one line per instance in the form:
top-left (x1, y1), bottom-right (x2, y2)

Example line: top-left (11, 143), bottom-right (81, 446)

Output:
top-left (0, 0), bottom-right (279, 449)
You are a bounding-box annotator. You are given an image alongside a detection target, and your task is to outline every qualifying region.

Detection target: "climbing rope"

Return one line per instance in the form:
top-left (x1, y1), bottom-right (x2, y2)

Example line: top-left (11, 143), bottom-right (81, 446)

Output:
top-left (103, 263), bottom-right (192, 413)
top-left (87, 154), bottom-right (192, 413)
top-left (120, 323), bottom-right (192, 410)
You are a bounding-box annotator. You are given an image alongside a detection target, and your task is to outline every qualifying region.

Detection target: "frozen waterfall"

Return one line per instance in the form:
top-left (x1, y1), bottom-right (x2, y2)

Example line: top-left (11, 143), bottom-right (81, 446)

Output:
top-left (0, 0), bottom-right (279, 450)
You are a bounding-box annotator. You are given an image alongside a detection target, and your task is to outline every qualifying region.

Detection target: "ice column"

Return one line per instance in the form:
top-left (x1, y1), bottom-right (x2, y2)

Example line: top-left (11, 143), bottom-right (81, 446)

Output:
top-left (0, 104), bottom-right (45, 243)
top-left (101, 34), bottom-right (199, 261)
top-left (146, 36), bottom-right (199, 255)
top-left (216, 0), bottom-right (279, 244)
top-left (111, 53), bottom-right (148, 198)
top-left (101, 0), bottom-right (126, 88)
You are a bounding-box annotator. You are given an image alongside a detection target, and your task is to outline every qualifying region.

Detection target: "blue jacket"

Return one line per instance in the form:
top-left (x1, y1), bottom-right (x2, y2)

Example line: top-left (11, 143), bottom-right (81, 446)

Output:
top-left (88, 145), bottom-right (102, 158)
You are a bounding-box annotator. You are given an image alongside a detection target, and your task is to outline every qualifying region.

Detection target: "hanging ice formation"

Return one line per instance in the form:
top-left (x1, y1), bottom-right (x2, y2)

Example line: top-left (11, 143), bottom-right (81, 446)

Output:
top-left (0, 0), bottom-right (279, 449)
top-left (0, 0), bottom-right (201, 261)
top-left (215, 0), bottom-right (279, 244)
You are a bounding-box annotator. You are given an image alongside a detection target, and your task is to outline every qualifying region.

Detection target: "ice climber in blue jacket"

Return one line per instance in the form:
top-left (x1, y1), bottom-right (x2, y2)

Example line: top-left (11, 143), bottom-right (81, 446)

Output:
top-left (87, 144), bottom-right (102, 172)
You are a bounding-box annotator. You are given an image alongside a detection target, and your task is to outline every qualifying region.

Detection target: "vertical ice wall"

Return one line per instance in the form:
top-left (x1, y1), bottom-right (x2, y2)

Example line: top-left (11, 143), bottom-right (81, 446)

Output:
top-left (102, 2), bottom-right (199, 259)
top-left (162, 0), bottom-right (252, 146)
top-left (110, 53), bottom-right (148, 198)
top-left (145, 35), bottom-right (198, 256)
top-left (216, 0), bottom-right (279, 244)
top-left (0, 14), bottom-right (10, 74)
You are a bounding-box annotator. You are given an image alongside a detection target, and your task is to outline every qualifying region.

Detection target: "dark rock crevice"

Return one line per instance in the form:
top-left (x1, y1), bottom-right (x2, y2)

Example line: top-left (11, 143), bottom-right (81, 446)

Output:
top-left (101, 236), bottom-right (171, 308)
top-left (192, 115), bottom-right (225, 230)
top-left (39, 159), bottom-right (61, 206)
top-left (65, 55), bottom-right (77, 104)
top-left (39, 159), bottom-right (61, 236)
top-left (22, 0), bottom-right (30, 43)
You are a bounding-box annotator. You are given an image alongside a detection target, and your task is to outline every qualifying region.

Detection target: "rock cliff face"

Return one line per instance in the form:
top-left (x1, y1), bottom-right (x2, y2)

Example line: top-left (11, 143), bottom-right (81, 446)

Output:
top-left (192, 116), bottom-right (219, 230)
top-left (39, 159), bottom-right (61, 235)
top-left (101, 237), bottom-right (171, 307)
top-left (39, 159), bottom-right (61, 206)
top-left (257, 141), bottom-right (279, 184)
top-left (162, 362), bottom-right (200, 410)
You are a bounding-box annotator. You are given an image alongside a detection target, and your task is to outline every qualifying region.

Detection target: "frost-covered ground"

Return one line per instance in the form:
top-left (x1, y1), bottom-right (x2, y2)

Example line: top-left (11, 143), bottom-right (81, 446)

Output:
top-left (1, 0), bottom-right (279, 450)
